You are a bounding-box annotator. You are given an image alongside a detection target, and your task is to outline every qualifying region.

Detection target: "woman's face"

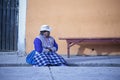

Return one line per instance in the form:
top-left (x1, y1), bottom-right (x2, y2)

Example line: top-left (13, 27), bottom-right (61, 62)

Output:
top-left (43, 31), bottom-right (50, 37)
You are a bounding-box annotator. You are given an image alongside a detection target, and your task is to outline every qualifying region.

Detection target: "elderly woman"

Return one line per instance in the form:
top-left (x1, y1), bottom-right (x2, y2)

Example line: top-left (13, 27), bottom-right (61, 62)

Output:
top-left (32, 25), bottom-right (67, 66)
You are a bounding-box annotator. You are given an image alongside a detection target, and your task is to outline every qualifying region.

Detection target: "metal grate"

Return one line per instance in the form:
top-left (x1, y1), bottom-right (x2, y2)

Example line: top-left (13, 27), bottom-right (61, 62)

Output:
top-left (0, 0), bottom-right (19, 52)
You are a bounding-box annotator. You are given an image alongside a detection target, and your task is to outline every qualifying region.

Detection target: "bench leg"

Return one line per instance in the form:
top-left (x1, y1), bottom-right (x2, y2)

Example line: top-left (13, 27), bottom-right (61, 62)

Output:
top-left (67, 43), bottom-right (70, 58)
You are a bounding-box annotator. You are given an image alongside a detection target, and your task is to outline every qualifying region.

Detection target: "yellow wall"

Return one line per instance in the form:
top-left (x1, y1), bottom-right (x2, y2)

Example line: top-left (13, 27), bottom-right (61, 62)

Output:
top-left (26, 0), bottom-right (120, 55)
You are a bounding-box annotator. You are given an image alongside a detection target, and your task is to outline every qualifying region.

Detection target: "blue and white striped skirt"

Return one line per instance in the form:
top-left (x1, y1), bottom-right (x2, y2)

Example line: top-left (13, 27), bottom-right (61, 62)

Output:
top-left (33, 51), bottom-right (67, 66)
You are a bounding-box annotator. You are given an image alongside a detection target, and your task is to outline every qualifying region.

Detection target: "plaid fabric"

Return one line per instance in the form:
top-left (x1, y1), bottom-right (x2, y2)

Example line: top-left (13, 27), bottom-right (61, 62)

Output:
top-left (33, 51), bottom-right (67, 66)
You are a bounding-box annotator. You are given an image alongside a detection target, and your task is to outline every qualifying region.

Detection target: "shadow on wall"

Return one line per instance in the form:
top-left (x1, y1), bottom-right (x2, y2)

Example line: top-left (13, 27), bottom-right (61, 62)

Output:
top-left (76, 43), bottom-right (120, 56)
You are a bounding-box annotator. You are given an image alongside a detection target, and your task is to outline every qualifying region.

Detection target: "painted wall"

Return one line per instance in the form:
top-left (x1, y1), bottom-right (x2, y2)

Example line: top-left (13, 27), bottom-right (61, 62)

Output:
top-left (26, 0), bottom-right (120, 55)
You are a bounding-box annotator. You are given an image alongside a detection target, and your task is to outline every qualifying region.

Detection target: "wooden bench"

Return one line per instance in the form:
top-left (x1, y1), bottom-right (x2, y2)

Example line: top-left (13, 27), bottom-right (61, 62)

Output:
top-left (59, 38), bottom-right (120, 58)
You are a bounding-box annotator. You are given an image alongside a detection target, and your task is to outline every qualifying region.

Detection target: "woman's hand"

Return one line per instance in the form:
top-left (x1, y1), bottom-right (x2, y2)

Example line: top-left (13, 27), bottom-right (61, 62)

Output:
top-left (44, 49), bottom-right (49, 52)
top-left (45, 47), bottom-right (52, 52)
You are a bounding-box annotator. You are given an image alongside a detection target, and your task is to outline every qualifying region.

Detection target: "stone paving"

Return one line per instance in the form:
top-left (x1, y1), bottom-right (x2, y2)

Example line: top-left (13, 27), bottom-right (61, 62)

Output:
top-left (0, 54), bottom-right (120, 80)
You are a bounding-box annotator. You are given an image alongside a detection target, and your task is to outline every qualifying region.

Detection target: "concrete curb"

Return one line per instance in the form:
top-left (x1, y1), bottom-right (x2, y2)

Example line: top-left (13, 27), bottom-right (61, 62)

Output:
top-left (1, 63), bottom-right (120, 67)
top-left (0, 63), bottom-right (31, 67)
top-left (67, 63), bottom-right (120, 67)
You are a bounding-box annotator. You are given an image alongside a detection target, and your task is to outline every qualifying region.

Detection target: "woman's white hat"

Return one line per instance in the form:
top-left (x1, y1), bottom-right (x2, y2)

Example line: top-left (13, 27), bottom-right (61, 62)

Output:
top-left (40, 25), bottom-right (51, 32)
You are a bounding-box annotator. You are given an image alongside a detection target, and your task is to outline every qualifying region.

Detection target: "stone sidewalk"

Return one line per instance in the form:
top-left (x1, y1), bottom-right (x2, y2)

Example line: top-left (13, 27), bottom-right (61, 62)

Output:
top-left (66, 55), bottom-right (120, 67)
top-left (0, 54), bottom-right (120, 80)
top-left (0, 66), bottom-right (120, 80)
top-left (0, 53), bottom-right (120, 67)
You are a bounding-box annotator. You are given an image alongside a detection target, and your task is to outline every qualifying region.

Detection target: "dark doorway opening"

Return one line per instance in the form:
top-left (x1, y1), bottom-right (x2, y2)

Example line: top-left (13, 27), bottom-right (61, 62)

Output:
top-left (0, 0), bottom-right (19, 52)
